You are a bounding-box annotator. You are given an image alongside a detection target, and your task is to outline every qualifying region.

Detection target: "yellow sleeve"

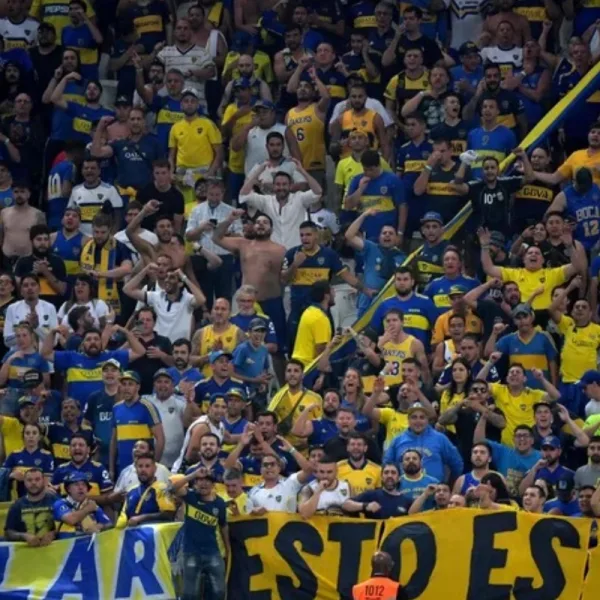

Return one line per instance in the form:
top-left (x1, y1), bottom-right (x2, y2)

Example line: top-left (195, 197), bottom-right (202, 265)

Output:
top-left (498, 267), bottom-right (516, 282)
top-left (431, 313), bottom-right (446, 345)
top-left (556, 314), bottom-right (573, 335)
top-left (116, 501), bottom-right (128, 529)
top-left (258, 53), bottom-right (274, 83)
top-left (156, 485), bottom-right (177, 512)
top-left (378, 407), bottom-right (393, 426)
top-left (334, 160), bottom-right (345, 186)
top-left (222, 104), bottom-right (235, 127)
top-left (312, 313), bottom-right (332, 346)
top-left (488, 382), bottom-right (504, 403)
top-left (84, 0), bottom-right (95, 17)
top-left (209, 120), bottom-right (223, 144)
top-left (168, 123), bottom-right (178, 149)
top-left (372, 465), bottom-right (382, 488)
top-left (29, 0), bottom-right (41, 18)
top-left (557, 155), bottom-right (574, 180)
top-left (550, 266), bottom-right (569, 288)
top-left (222, 52), bottom-right (237, 78)
top-left (384, 76), bottom-right (397, 101)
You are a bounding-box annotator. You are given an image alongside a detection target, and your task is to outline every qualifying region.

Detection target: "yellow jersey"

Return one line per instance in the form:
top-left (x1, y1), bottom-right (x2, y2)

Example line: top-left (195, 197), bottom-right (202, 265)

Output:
top-left (222, 50), bottom-right (274, 84)
top-left (339, 108), bottom-right (379, 157)
top-left (220, 491), bottom-right (251, 517)
top-left (489, 383), bottom-right (546, 447)
top-left (381, 335), bottom-right (416, 386)
top-left (0, 416), bottom-right (24, 458)
top-left (292, 305), bottom-right (332, 367)
top-left (31, 0), bottom-right (95, 37)
top-left (557, 148), bottom-right (600, 185)
top-left (498, 265), bottom-right (569, 310)
top-left (168, 116), bottom-right (223, 169)
top-left (222, 103), bottom-right (252, 174)
top-left (379, 408), bottom-right (409, 450)
top-left (432, 308), bottom-right (483, 345)
top-left (197, 323), bottom-right (244, 378)
top-left (557, 315), bottom-right (600, 382)
top-left (439, 390), bottom-right (466, 434)
top-left (286, 104), bottom-right (326, 170)
top-left (337, 459), bottom-right (381, 496)
top-left (334, 154), bottom-right (393, 196)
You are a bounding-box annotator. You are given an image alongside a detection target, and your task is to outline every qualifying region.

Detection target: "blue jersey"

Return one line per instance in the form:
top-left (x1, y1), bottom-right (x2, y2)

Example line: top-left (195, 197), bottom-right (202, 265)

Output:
top-left (52, 229), bottom-right (85, 282)
top-left (194, 377), bottom-right (247, 412)
top-left (46, 422), bottom-right (96, 465)
top-left (51, 459), bottom-right (113, 496)
top-left (398, 473), bottom-right (439, 510)
top-left (357, 240), bottom-right (406, 315)
top-left (47, 160), bottom-right (77, 231)
top-left (355, 488), bottom-right (411, 518)
top-left (396, 141), bottom-right (433, 207)
top-left (370, 292), bottom-right (438, 348)
top-left (230, 312), bottom-right (277, 346)
top-left (555, 70), bottom-right (600, 137)
top-left (563, 183), bottom-right (600, 250)
top-left (450, 65), bottom-right (483, 101)
top-left (166, 366), bottom-right (204, 387)
top-left (232, 341), bottom-right (270, 390)
top-left (516, 67), bottom-right (546, 126)
top-left (347, 171), bottom-right (405, 240)
top-left (84, 390), bottom-right (117, 466)
top-left (467, 125), bottom-right (517, 178)
top-left (0, 186), bottom-right (13, 208)
top-left (62, 24), bottom-right (98, 80)
top-left (347, 0), bottom-right (376, 29)
top-left (112, 398), bottom-right (162, 470)
top-left (55, 350), bottom-right (129, 406)
top-left (532, 464), bottom-right (574, 487)
top-left (38, 391), bottom-right (63, 425)
top-left (495, 331), bottom-right (557, 389)
top-left (308, 418), bottom-right (338, 446)
top-left (109, 134), bottom-right (164, 189)
top-left (4, 448), bottom-right (54, 499)
top-left (283, 245), bottom-right (346, 312)
top-left (53, 496), bottom-right (111, 538)
top-left (488, 440), bottom-right (541, 496)
top-left (460, 470), bottom-right (485, 495)
top-left (181, 491), bottom-right (227, 556)
top-left (2, 349), bottom-right (49, 390)
top-left (543, 497), bottom-right (581, 516)
top-left (185, 459), bottom-right (225, 484)
top-left (124, 0), bottom-right (169, 53)
top-left (424, 274), bottom-right (480, 317)
top-left (415, 240), bottom-right (449, 286)
top-left (150, 95), bottom-right (185, 152)
top-left (65, 101), bottom-right (115, 143)
top-left (51, 81), bottom-right (85, 140)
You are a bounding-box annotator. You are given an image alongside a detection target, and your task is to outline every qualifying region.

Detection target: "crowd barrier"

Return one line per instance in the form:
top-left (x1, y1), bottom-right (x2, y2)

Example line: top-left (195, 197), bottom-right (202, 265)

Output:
top-left (227, 509), bottom-right (595, 600)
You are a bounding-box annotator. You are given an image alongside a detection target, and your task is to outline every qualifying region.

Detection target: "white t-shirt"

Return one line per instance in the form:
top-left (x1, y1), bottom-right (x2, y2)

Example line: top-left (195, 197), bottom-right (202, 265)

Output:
top-left (306, 479), bottom-right (351, 513)
top-left (58, 299), bottom-right (110, 330)
top-left (480, 45), bottom-right (523, 76)
top-left (246, 159), bottom-right (306, 189)
top-left (68, 182), bottom-right (124, 237)
top-left (3, 299), bottom-right (58, 347)
top-left (308, 207), bottom-right (340, 235)
top-left (144, 394), bottom-right (186, 469)
top-left (172, 415), bottom-right (225, 473)
top-left (329, 97), bottom-right (393, 128)
top-left (244, 123), bottom-right (289, 175)
top-left (145, 288), bottom-right (196, 343)
top-left (114, 462), bottom-right (172, 493)
top-left (238, 190), bottom-right (319, 249)
top-left (114, 228), bottom-right (158, 267)
top-left (248, 473), bottom-right (304, 513)
top-left (0, 17), bottom-right (39, 48)
top-left (450, 0), bottom-right (484, 50)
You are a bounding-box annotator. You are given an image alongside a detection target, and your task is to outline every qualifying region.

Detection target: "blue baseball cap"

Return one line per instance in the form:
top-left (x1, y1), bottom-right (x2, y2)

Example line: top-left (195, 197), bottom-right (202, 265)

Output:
top-left (253, 100), bottom-right (275, 111)
top-left (579, 370), bottom-right (600, 387)
top-left (120, 370), bottom-right (141, 384)
top-left (209, 393), bottom-right (227, 405)
top-left (233, 77), bottom-right (252, 89)
top-left (226, 387), bottom-right (248, 402)
top-left (64, 471), bottom-right (91, 488)
top-left (209, 351), bottom-right (233, 364)
top-left (448, 285), bottom-right (467, 297)
top-left (541, 435), bottom-right (561, 449)
top-left (420, 211), bottom-right (443, 225)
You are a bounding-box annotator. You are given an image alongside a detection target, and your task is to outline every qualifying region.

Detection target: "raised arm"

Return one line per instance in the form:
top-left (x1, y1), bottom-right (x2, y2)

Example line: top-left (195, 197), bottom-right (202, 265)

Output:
top-left (478, 227), bottom-right (503, 279)
top-left (126, 200), bottom-right (160, 262)
top-left (211, 209), bottom-right (247, 254)
top-left (50, 72), bottom-right (82, 109)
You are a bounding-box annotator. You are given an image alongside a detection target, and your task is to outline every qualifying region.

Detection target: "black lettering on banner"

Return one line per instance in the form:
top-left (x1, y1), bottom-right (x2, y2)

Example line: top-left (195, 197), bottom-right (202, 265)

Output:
top-left (513, 518), bottom-right (581, 599)
top-left (274, 521), bottom-right (322, 599)
top-left (329, 521), bottom-right (379, 599)
top-left (228, 519), bottom-right (271, 600)
top-left (467, 512), bottom-right (517, 600)
top-left (380, 522), bottom-right (436, 599)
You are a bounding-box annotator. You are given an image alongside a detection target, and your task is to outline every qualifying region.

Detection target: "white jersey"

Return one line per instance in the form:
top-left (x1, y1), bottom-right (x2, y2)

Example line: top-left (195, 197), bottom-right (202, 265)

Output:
top-left (480, 45), bottom-right (523, 76)
top-left (308, 207), bottom-right (340, 235)
top-left (114, 228), bottom-right (158, 267)
top-left (3, 299), bottom-right (58, 347)
top-left (58, 299), bottom-right (110, 330)
top-left (144, 394), bottom-right (186, 469)
top-left (114, 462), bottom-right (172, 493)
top-left (246, 158), bottom-right (306, 189)
top-left (157, 44), bottom-right (214, 108)
top-left (67, 182), bottom-right (124, 236)
top-left (248, 473), bottom-right (304, 513)
top-left (244, 124), bottom-right (289, 175)
top-left (145, 288), bottom-right (196, 343)
top-left (306, 479), bottom-right (351, 514)
top-left (0, 17), bottom-right (39, 49)
top-left (172, 415), bottom-right (225, 473)
top-left (450, 0), bottom-right (485, 50)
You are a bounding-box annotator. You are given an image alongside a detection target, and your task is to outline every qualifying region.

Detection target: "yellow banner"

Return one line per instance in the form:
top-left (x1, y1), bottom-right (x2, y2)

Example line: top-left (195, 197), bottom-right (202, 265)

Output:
top-left (228, 510), bottom-right (593, 599)
top-left (0, 523), bottom-right (181, 599)
top-left (582, 546), bottom-right (600, 600)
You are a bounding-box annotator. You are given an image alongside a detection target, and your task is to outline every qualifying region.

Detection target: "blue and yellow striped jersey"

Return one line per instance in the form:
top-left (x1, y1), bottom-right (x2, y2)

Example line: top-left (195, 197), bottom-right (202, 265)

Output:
top-left (45, 422), bottom-right (96, 465)
top-left (4, 448), bottom-right (54, 500)
top-left (51, 459), bottom-right (113, 496)
top-left (423, 274), bottom-right (480, 317)
top-left (117, 480), bottom-right (176, 527)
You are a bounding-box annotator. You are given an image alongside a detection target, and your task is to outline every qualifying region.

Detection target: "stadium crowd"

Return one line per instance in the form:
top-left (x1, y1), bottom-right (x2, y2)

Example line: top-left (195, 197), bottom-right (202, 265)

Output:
top-left (1, 0), bottom-right (600, 598)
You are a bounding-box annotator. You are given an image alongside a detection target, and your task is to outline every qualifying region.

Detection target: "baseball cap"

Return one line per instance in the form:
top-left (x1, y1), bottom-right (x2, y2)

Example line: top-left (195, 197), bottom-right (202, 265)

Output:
top-left (349, 128), bottom-right (369, 139)
top-left (21, 369), bottom-right (43, 389)
top-left (233, 77), bottom-right (252, 89)
top-left (556, 475), bottom-right (575, 494)
top-left (252, 100), bottom-right (275, 111)
top-left (226, 387), bottom-right (248, 402)
top-left (459, 42), bottom-right (479, 56)
top-left (579, 370), bottom-right (600, 387)
top-left (114, 95), bottom-right (132, 106)
top-left (209, 350), bottom-right (233, 364)
top-left (448, 285), bottom-right (467, 297)
top-left (64, 471), bottom-right (91, 489)
top-left (407, 402), bottom-right (427, 416)
top-left (101, 358), bottom-right (121, 371)
top-left (420, 211), bottom-right (443, 225)
top-left (209, 393), bottom-right (227, 405)
top-left (541, 435), bottom-right (561, 449)
top-left (18, 396), bottom-right (35, 408)
top-left (153, 368), bottom-right (174, 381)
top-left (489, 231), bottom-right (506, 248)
top-left (181, 87), bottom-right (200, 99)
top-left (249, 317), bottom-right (268, 332)
top-left (512, 303), bottom-right (534, 319)
top-left (120, 370), bottom-right (141, 384)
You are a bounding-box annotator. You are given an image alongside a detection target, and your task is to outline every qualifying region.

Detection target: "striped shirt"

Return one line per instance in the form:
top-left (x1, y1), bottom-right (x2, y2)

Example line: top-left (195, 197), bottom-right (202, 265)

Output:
top-left (185, 200), bottom-right (242, 255)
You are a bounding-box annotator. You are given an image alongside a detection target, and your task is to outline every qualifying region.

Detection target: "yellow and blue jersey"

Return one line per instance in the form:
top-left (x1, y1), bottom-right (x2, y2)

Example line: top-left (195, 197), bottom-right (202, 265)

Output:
top-left (1, 349), bottom-right (50, 390)
top-left (347, 0), bottom-right (377, 30)
top-left (396, 139), bottom-right (433, 212)
top-left (54, 349), bottom-right (130, 406)
top-left (283, 244), bottom-right (347, 311)
top-left (64, 102), bottom-right (115, 144)
top-left (4, 448), bottom-right (54, 500)
top-left (563, 183), bottom-right (600, 250)
top-left (51, 459), bottom-right (113, 496)
top-left (475, 90), bottom-right (524, 131)
top-left (423, 274), bottom-right (480, 317)
top-left (122, 0), bottom-right (169, 54)
top-left (117, 480), bottom-right (176, 527)
top-left (53, 495), bottom-right (111, 538)
top-left (467, 125), bottom-right (517, 178)
top-left (4, 493), bottom-right (56, 536)
top-left (52, 229), bottom-right (85, 279)
top-left (45, 422), bottom-right (96, 465)
top-left (496, 331), bottom-right (557, 389)
top-left (194, 376), bottom-right (247, 413)
top-left (181, 491), bottom-right (227, 556)
top-left (112, 398), bottom-right (161, 471)
top-left (347, 171), bottom-right (405, 240)
top-left (50, 80), bottom-right (85, 140)
top-left (31, 0), bottom-right (95, 38)
top-left (370, 292), bottom-right (438, 349)
top-left (61, 24), bottom-right (98, 80)
top-left (149, 95), bottom-right (186, 153)
top-left (337, 459), bottom-right (381, 496)
top-left (415, 240), bottom-right (449, 286)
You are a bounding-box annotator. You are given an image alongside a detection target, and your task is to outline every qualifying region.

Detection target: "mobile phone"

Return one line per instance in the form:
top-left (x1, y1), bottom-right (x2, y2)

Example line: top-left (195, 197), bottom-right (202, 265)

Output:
top-left (209, 218), bottom-right (218, 226)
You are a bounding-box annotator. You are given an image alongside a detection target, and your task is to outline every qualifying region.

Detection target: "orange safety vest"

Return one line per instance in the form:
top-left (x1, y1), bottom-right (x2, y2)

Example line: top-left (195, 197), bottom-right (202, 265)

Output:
top-left (352, 576), bottom-right (401, 600)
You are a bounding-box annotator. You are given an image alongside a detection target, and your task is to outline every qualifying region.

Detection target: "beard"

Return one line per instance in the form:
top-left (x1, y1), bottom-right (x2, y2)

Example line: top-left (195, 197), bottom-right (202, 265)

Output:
top-left (403, 464), bottom-right (420, 475)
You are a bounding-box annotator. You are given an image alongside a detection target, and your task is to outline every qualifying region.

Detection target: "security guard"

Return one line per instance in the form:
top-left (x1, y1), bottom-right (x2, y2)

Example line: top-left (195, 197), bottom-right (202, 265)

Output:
top-left (352, 551), bottom-right (406, 600)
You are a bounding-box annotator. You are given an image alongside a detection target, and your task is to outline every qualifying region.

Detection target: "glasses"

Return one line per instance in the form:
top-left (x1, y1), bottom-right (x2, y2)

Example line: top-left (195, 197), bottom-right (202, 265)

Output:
top-left (514, 433), bottom-right (532, 439)
top-left (262, 461), bottom-right (278, 468)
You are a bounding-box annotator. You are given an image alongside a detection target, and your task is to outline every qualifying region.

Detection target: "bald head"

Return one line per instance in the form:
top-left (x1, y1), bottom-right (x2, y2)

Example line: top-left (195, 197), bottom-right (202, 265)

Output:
top-left (371, 551), bottom-right (394, 576)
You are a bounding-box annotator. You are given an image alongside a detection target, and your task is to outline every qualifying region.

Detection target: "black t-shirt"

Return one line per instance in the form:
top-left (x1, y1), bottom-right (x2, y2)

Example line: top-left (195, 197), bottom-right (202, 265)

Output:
top-left (474, 298), bottom-right (515, 341)
top-left (14, 253), bottom-right (67, 309)
top-left (455, 405), bottom-right (505, 468)
top-left (137, 183), bottom-right (185, 231)
top-left (396, 34), bottom-right (443, 69)
top-left (129, 332), bottom-right (172, 394)
top-left (430, 120), bottom-right (470, 156)
top-left (467, 176), bottom-right (523, 231)
top-left (323, 434), bottom-right (382, 463)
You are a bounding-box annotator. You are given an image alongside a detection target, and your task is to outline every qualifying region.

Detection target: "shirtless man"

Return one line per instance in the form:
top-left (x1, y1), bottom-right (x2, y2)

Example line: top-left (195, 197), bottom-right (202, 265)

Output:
top-left (234, 0), bottom-right (278, 36)
top-left (0, 182), bottom-right (45, 267)
top-left (213, 210), bottom-right (286, 352)
top-left (125, 199), bottom-right (200, 285)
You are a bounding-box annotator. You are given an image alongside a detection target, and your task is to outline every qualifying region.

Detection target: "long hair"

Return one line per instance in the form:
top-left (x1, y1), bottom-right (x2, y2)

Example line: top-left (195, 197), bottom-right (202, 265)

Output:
top-left (448, 357), bottom-right (473, 396)
top-left (64, 274), bottom-right (97, 313)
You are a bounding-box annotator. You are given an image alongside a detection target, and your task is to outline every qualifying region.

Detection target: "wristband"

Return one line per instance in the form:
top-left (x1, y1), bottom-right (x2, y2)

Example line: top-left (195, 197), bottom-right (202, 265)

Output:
top-left (481, 244), bottom-right (490, 250)
top-left (3, 138), bottom-right (9, 146)
top-left (289, 447), bottom-right (297, 455)
top-left (424, 165), bottom-right (433, 172)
